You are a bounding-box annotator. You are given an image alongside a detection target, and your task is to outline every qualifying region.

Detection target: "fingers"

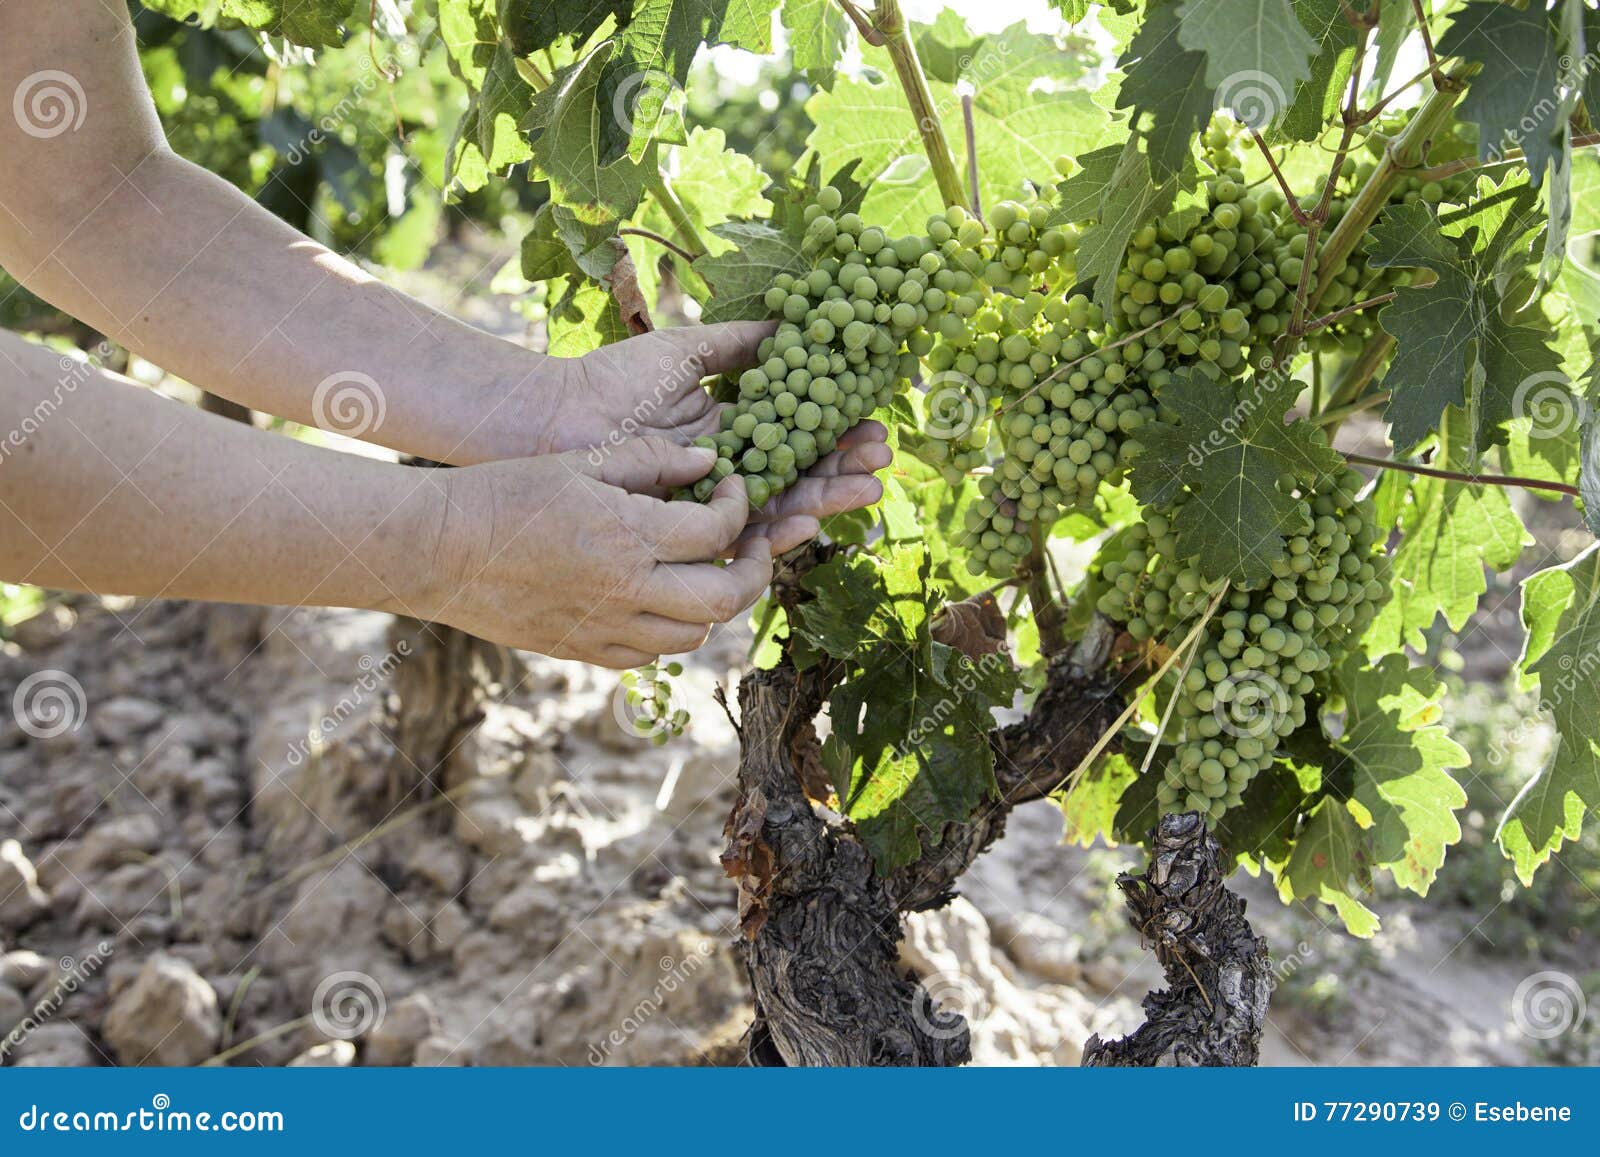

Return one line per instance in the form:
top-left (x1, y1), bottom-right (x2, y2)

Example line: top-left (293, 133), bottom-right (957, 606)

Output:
top-left (837, 419), bottom-right (889, 449)
top-left (644, 534), bottom-right (773, 623)
top-left (655, 320), bottom-right (777, 378)
top-left (741, 514), bottom-right (821, 556)
top-left (806, 436), bottom-right (893, 480)
top-left (649, 476), bottom-right (751, 562)
top-left (594, 644), bottom-right (661, 670)
top-left (582, 437), bottom-right (715, 492)
top-left (753, 471), bottom-right (884, 525)
top-left (632, 613), bottom-right (712, 655)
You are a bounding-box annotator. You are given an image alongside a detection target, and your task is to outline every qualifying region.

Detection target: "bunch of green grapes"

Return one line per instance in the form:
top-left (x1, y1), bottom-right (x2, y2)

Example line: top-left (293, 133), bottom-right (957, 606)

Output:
top-left (1115, 128), bottom-right (1305, 376)
top-left (1096, 467), bottom-right (1389, 821)
top-left (961, 475), bottom-right (1034, 578)
top-left (687, 186), bottom-right (954, 508)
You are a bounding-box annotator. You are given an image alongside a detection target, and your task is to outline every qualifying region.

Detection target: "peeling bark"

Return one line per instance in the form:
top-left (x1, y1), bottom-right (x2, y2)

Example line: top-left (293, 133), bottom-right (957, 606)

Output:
top-left (724, 561), bottom-right (1269, 1068)
top-left (1081, 811), bottom-right (1271, 1067)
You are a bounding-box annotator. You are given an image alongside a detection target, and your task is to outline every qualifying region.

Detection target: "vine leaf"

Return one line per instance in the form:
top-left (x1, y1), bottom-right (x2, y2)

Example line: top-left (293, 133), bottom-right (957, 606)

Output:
top-left (1129, 368), bottom-right (1341, 586)
top-left (1175, 0), bottom-right (1319, 118)
top-left (692, 222), bottom-right (807, 322)
top-left (1437, 0), bottom-right (1563, 189)
top-left (1501, 543), bottom-right (1600, 883)
top-left (597, 0), bottom-right (780, 161)
top-left (1365, 410), bottom-right (1529, 653)
top-left (495, 0), bottom-right (627, 57)
top-left (782, 0), bottom-right (849, 76)
top-left (440, 0), bottom-right (535, 188)
top-left (795, 546), bottom-right (1020, 873)
top-left (176, 0), bottom-right (356, 47)
top-left (1328, 655), bottom-right (1469, 898)
top-left (1057, 144), bottom-right (1184, 315)
top-left (1114, 0), bottom-right (1213, 179)
top-left (1369, 202), bottom-right (1562, 452)
top-left (1278, 798), bottom-right (1379, 937)
top-left (1277, 0), bottom-right (1359, 142)
top-left (522, 45), bottom-right (658, 223)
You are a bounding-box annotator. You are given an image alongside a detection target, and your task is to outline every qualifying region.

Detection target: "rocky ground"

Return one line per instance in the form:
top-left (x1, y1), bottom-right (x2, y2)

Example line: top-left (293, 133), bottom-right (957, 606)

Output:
top-left (0, 588), bottom-right (1579, 1068)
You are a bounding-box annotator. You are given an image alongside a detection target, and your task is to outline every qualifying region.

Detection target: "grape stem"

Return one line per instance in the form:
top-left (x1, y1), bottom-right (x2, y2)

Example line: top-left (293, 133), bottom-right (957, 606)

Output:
top-left (1309, 388), bottom-right (1389, 427)
top-left (618, 226), bottom-right (701, 265)
top-left (962, 91), bottom-right (983, 226)
top-left (645, 171), bottom-right (710, 261)
top-left (1416, 130), bottom-right (1600, 182)
top-left (1302, 291), bottom-right (1397, 333)
top-left (1342, 451), bottom-right (1580, 497)
top-left (1410, 0), bottom-right (1441, 80)
top-left (874, 0), bottom-right (970, 212)
top-left (834, 0), bottom-right (886, 45)
top-left (1025, 522), bottom-right (1067, 655)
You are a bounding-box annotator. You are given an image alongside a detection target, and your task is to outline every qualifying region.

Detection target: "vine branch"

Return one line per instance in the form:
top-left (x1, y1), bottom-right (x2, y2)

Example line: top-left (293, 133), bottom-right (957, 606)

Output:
top-left (618, 226), bottom-right (701, 265)
top-left (1342, 452), bottom-right (1580, 497)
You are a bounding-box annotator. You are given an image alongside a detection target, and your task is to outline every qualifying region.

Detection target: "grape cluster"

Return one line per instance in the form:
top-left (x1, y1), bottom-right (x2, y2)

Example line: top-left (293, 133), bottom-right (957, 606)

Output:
top-left (689, 185), bottom-right (953, 508)
top-left (1096, 467), bottom-right (1389, 819)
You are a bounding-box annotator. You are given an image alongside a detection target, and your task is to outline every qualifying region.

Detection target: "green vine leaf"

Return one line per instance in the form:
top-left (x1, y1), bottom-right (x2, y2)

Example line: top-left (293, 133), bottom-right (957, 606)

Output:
top-left (1437, 0), bottom-right (1564, 189)
top-left (1175, 0), bottom-right (1319, 125)
top-left (522, 45), bottom-right (658, 223)
top-left (1370, 201), bottom-right (1563, 452)
top-left (797, 546), bottom-right (1021, 873)
top-left (691, 221), bottom-right (807, 322)
top-left (1501, 542), bottom-right (1600, 883)
top-left (1328, 655), bottom-right (1469, 897)
top-left (1129, 368), bottom-right (1342, 586)
top-left (782, 0), bottom-right (849, 76)
top-left (1114, 0), bottom-right (1213, 179)
top-left (1278, 798), bottom-right (1380, 938)
top-left (1365, 410), bottom-right (1529, 653)
top-left (1276, 0), bottom-right (1360, 142)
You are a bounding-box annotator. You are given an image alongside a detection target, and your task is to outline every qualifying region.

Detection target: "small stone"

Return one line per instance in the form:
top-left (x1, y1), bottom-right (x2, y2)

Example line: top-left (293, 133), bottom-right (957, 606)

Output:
top-left (288, 1039), bottom-right (356, 1067)
top-left (92, 697), bottom-right (165, 745)
top-left (73, 813), bottom-right (163, 872)
top-left (0, 840), bottom-right (50, 931)
top-left (412, 1035), bottom-right (466, 1067)
top-left (101, 953), bottom-right (221, 1066)
top-left (363, 993), bottom-right (439, 1066)
top-left (10, 1022), bottom-right (95, 1067)
top-left (0, 950), bottom-right (50, 992)
top-left (0, 983), bottom-right (26, 1036)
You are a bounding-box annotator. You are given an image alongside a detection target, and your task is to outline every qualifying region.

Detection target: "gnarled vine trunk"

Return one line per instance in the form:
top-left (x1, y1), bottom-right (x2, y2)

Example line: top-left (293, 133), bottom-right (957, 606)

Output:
top-left (721, 556), bottom-right (1269, 1067)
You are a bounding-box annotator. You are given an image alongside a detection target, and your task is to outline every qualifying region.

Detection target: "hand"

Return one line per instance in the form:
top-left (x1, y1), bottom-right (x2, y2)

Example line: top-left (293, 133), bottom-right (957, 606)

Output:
top-left (421, 438), bottom-right (773, 668)
top-left (544, 324), bottom-right (893, 527)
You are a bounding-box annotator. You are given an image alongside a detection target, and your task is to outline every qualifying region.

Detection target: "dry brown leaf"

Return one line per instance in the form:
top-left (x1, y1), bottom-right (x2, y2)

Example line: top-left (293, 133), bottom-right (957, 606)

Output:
top-left (930, 591), bottom-right (1008, 659)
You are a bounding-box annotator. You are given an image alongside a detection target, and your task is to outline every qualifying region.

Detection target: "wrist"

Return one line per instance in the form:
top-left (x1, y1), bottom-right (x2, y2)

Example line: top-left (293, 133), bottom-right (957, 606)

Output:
top-left (425, 337), bottom-right (564, 465)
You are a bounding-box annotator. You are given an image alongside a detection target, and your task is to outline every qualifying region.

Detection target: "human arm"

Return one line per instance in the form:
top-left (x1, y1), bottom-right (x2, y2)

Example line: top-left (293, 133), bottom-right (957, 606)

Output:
top-left (0, 329), bottom-right (776, 666)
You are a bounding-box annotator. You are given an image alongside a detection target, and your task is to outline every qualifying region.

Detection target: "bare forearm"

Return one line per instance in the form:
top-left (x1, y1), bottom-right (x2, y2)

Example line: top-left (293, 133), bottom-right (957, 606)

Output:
top-left (0, 0), bottom-right (549, 466)
top-left (0, 331), bottom-right (440, 615)
top-left (3, 148), bottom-right (544, 465)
